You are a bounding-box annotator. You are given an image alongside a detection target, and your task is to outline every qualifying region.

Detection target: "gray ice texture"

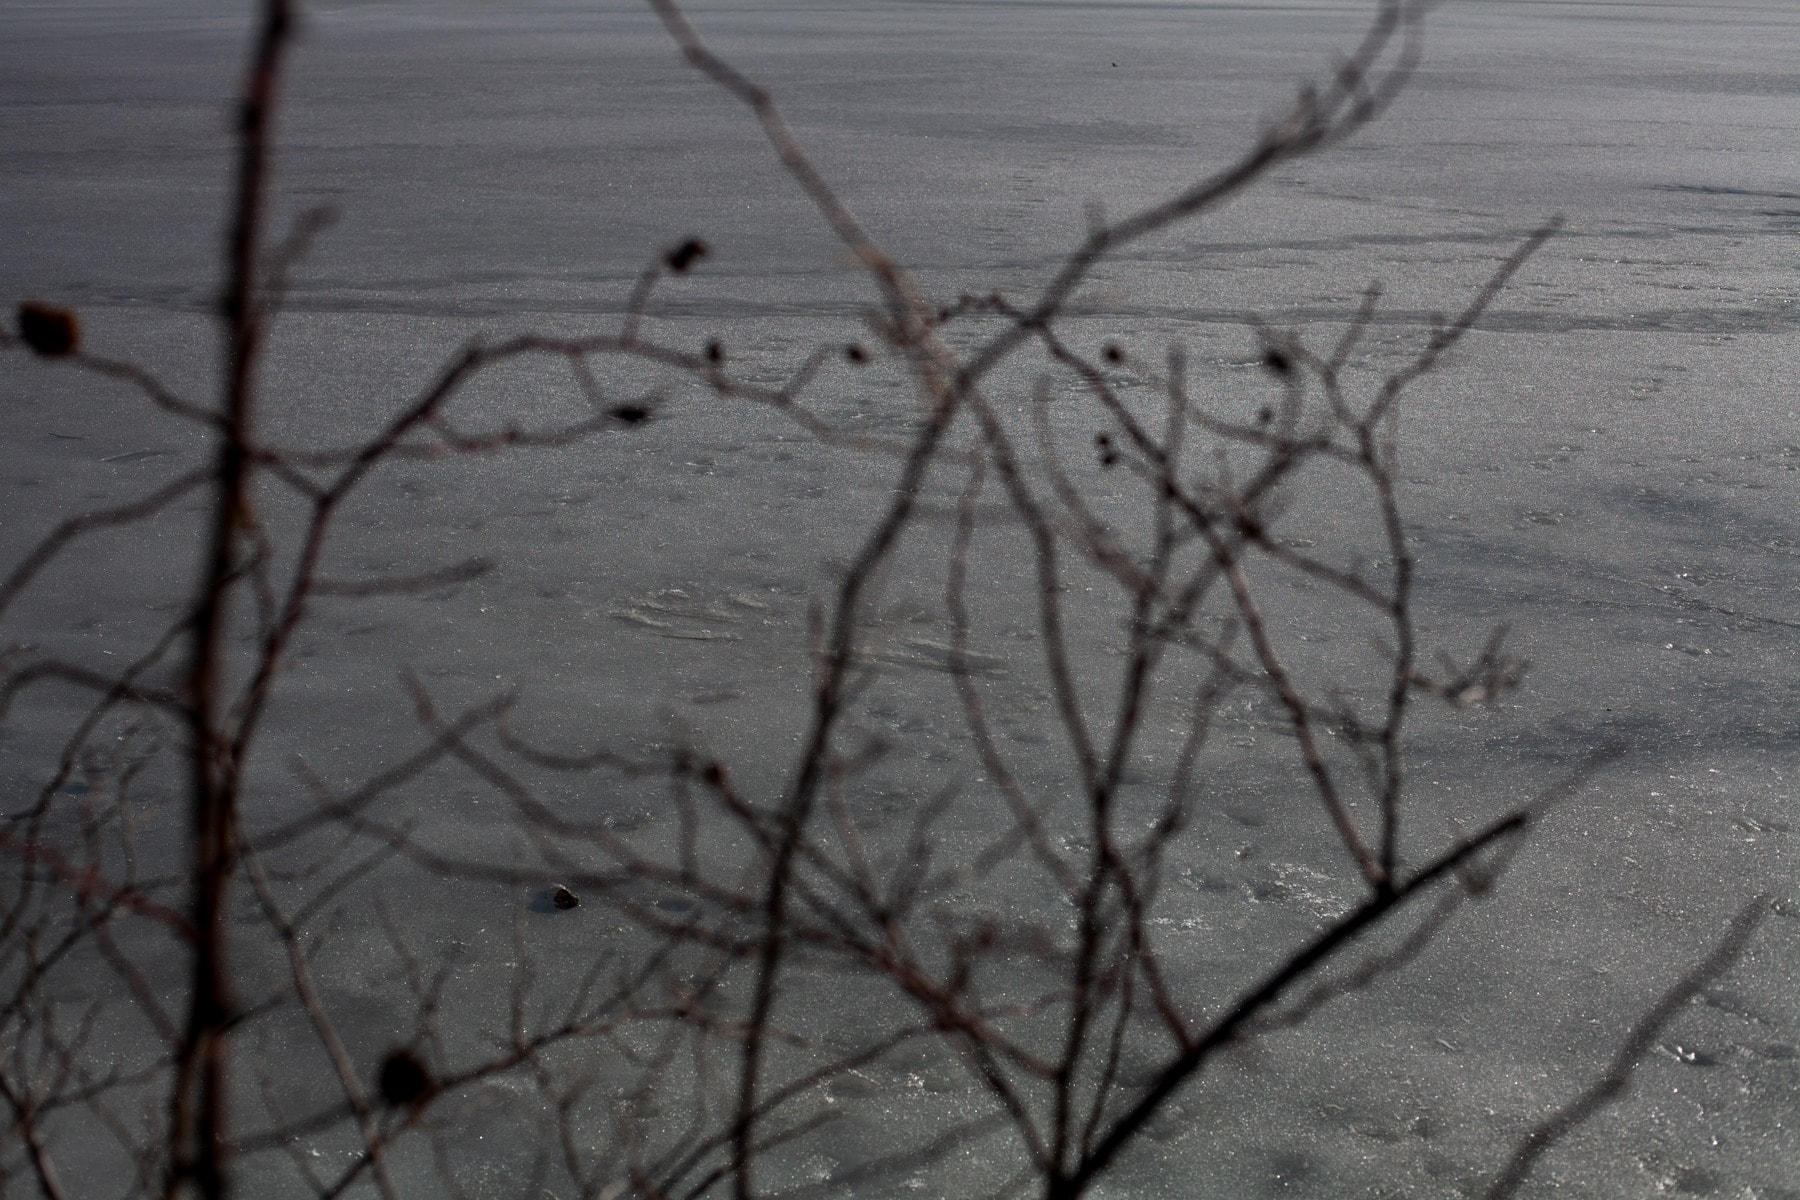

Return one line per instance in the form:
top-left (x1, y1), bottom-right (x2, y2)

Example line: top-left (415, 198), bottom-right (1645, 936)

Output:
top-left (1, 1), bottom-right (1798, 1197)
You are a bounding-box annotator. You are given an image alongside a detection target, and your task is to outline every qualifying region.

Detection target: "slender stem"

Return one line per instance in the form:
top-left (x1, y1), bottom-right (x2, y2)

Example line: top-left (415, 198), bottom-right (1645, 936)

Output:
top-left (166, 4), bottom-right (293, 1198)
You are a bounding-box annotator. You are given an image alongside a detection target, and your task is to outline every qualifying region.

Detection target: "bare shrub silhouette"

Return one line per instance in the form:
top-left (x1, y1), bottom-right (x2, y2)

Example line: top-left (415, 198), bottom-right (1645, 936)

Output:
top-left (0, 2), bottom-right (1773, 1198)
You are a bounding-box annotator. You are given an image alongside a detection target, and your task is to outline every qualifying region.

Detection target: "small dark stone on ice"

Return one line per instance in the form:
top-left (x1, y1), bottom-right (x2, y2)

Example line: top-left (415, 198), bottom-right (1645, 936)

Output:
top-left (1261, 348), bottom-right (1292, 376)
top-left (552, 884), bottom-right (580, 910)
top-left (378, 1048), bottom-right (433, 1107)
top-left (17, 301), bottom-right (80, 358)
top-left (704, 339), bottom-right (724, 364)
top-left (610, 404), bottom-right (650, 425)
top-left (844, 343), bottom-right (868, 364)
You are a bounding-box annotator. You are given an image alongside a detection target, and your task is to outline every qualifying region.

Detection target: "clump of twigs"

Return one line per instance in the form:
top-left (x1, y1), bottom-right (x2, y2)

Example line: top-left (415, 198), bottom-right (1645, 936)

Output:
top-left (0, 2), bottom-right (1774, 1199)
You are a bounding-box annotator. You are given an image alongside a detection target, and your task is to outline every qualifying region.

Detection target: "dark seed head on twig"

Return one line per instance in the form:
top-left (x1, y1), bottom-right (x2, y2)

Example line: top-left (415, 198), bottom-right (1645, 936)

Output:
top-left (17, 302), bottom-right (80, 358)
top-left (844, 343), bottom-right (868, 364)
top-left (1261, 347), bottom-right (1292, 377)
top-left (610, 404), bottom-right (651, 425)
top-left (704, 339), bottom-right (724, 364)
top-left (551, 884), bottom-right (580, 910)
top-left (665, 238), bottom-right (708, 273)
top-left (378, 1048), bottom-right (435, 1108)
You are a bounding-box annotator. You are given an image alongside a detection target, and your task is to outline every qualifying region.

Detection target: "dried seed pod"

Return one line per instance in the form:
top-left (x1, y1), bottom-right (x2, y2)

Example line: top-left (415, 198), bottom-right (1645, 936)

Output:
top-left (17, 301), bottom-right (80, 358)
top-left (844, 343), bottom-right (868, 364)
top-left (610, 404), bottom-right (650, 425)
top-left (1261, 347), bottom-right (1292, 377)
top-left (665, 238), bottom-right (708, 273)
top-left (378, 1048), bottom-right (434, 1107)
top-left (551, 884), bottom-right (580, 910)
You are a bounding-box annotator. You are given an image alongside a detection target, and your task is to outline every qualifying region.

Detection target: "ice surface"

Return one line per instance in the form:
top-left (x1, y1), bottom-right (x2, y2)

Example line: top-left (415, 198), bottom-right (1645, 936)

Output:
top-left (2, 1), bottom-right (1797, 1197)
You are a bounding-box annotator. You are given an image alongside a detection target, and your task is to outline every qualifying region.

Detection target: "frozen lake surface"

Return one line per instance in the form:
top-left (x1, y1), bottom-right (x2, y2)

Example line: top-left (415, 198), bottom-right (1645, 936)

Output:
top-left (2, 1), bottom-right (1798, 1197)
